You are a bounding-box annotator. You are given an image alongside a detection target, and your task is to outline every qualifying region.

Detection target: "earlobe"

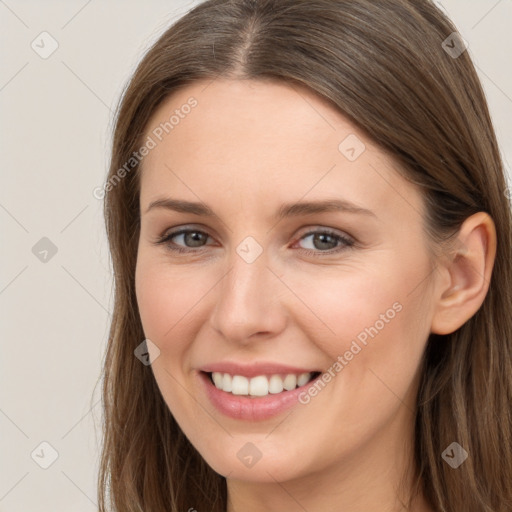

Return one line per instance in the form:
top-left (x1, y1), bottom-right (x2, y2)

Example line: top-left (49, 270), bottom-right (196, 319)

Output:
top-left (431, 212), bottom-right (497, 335)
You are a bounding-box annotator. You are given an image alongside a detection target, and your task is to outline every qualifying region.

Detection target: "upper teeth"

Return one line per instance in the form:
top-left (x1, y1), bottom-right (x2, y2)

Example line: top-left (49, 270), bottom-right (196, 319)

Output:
top-left (211, 372), bottom-right (314, 396)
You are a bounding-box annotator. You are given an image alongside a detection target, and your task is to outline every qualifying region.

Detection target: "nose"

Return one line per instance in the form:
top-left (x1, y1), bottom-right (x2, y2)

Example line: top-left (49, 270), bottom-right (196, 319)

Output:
top-left (208, 245), bottom-right (288, 344)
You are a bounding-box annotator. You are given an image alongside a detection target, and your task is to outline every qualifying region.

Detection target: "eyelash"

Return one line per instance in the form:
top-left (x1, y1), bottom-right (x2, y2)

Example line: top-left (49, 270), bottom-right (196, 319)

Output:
top-left (153, 227), bottom-right (355, 256)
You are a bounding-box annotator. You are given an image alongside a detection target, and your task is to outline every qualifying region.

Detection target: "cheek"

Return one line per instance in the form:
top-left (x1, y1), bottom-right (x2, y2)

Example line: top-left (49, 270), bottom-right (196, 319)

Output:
top-left (278, 265), bottom-right (428, 460)
top-left (134, 257), bottom-right (206, 420)
top-left (282, 257), bottom-right (430, 391)
top-left (135, 256), bottom-right (201, 344)
top-left (282, 264), bottom-right (409, 352)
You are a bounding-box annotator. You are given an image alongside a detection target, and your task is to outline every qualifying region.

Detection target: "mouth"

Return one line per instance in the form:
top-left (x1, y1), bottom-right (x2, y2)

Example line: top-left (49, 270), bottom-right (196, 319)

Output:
top-left (198, 368), bottom-right (324, 421)
top-left (203, 370), bottom-right (322, 398)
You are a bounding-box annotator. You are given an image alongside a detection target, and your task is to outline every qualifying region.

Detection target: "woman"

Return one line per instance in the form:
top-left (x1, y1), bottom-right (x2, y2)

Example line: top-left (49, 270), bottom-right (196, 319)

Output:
top-left (97, 1), bottom-right (512, 510)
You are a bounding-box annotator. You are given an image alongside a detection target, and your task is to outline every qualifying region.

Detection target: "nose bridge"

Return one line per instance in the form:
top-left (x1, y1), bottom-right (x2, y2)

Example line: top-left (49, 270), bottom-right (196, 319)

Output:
top-left (209, 238), bottom-right (285, 342)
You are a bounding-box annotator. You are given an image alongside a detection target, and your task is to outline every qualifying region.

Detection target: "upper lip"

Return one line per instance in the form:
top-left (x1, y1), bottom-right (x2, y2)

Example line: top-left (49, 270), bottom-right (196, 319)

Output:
top-left (199, 361), bottom-right (321, 378)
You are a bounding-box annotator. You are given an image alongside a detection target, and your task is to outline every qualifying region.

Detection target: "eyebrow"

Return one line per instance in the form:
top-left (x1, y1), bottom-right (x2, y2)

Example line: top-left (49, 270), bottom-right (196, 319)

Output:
top-left (145, 197), bottom-right (376, 219)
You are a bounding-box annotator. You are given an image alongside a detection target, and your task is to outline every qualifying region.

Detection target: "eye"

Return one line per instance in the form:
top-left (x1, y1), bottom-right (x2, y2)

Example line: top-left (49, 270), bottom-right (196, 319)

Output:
top-left (154, 228), bottom-right (213, 253)
top-left (153, 226), bottom-right (355, 256)
top-left (295, 229), bottom-right (355, 254)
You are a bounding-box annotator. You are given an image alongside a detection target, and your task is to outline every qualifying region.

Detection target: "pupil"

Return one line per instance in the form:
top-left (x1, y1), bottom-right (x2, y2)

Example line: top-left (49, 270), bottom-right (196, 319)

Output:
top-left (186, 232), bottom-right (206, 247)
top-left (314, 233), bottom-right (336, 250)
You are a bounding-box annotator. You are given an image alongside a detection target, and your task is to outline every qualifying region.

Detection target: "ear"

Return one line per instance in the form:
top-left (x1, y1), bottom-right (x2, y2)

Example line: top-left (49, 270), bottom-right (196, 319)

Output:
top-left (430, 212), bottom-right (497, 335)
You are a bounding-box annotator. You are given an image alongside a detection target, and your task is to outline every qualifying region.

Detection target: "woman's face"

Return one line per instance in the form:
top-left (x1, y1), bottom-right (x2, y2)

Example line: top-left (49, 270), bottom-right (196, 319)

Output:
top-left (135, 78), bottom-right (438, 483)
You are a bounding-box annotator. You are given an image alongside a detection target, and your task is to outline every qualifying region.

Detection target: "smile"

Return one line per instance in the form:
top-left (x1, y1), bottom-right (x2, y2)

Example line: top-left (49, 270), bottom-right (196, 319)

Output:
top-left (198, 369), bottom-right (324, 421)
top-left (209, 371), bottom-right (321, 397)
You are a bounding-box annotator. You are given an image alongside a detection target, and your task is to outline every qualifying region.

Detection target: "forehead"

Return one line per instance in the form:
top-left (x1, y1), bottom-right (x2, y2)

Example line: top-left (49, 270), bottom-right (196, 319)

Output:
top-left (139, 78), bottom-right (424, 222)
top-left (144, 77), bottom-right (364, 156)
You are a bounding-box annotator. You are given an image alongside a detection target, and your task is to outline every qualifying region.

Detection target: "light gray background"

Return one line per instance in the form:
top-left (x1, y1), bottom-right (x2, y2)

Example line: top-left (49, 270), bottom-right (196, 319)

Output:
top-left (1, 1), bottom-right (511, 510)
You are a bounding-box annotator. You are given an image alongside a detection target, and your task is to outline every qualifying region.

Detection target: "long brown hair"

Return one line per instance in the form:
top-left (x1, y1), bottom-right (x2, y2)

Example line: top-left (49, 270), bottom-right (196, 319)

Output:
top-left (97, 1), bottom-right (512, 510)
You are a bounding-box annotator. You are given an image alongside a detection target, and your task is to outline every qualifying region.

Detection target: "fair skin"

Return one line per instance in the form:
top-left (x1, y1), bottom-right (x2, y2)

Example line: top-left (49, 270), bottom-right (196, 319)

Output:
top-left (134, 78), bottom-right (496, 511)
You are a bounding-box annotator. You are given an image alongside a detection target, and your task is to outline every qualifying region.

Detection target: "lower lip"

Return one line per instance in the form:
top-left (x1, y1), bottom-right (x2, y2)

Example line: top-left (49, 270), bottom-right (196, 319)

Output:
top-left (198, 371), bottom-right (320, 421)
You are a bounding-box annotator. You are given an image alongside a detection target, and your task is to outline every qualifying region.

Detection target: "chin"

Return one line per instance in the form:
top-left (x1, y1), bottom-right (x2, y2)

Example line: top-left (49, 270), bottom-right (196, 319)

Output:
top-left (198, 441), bottom-right (309, 483)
